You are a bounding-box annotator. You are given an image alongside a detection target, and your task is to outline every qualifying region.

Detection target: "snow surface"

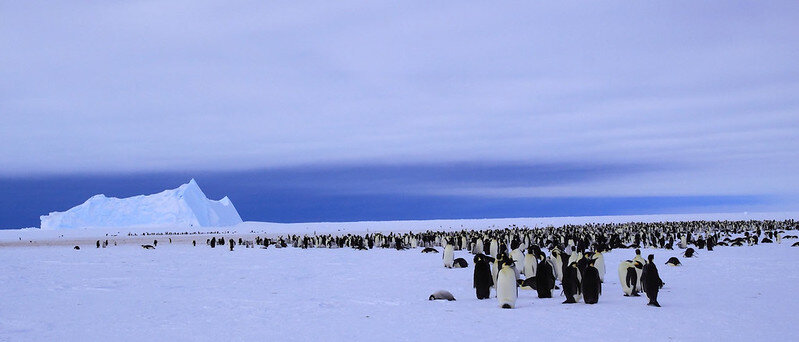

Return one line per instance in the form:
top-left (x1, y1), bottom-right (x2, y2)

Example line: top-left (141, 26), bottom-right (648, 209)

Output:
top-left (39, 179), bottom-right (242, 230)
top-left (0, 242), bottom-right (796, 341)
top-left (1, 215), bottom-right (798, 341)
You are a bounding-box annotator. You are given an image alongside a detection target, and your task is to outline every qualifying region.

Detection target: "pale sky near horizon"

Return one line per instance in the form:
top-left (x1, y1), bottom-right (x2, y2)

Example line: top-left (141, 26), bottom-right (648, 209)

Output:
top-left (1, 1), bottom-right (798, 228)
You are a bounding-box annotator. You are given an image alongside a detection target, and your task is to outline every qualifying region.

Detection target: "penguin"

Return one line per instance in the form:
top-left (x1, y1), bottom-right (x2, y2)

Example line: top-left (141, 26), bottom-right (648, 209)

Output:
top-left (582, 259), bottom-right (602, 304)
top-left (491, 254), bottom-right (501, 288)
top-left (641, 254), bottom-right (663, 307)
top-left (473, 238), bottom-right (484, 255)
top-left (561, 262), bottom-right (581, 304)
top-left (510, 245), bottom-right (525, 278)
top-left (496, 257), bottom-right (518, 309)
top-left (591, 250), bottom-right (606, 283)
top-left (684, 247), bottom-right (696, 258)
top-left (618, 260), bottom-right (641, 296)
top-left (73, 245), bottom-right (80, 250)
top-left (535, 256), bottom-right (556, 298)
top-left (428, 290), bottom-right (456, 301)
top-left (473, 253), bottom-right (494, 299)
top-left (453, 258), bottom-right (469, 268)
top-left (550, 250), bottom-right (564, 282)
top-left (141, 244), bottom-right (155, 249)
top-left (792, 242), bottom-right (799, 247)
top-left (665, 257), bottom-right (681, 266)
top-left (443, 241), bottom-right (455, 268)
top-left (421, 247), bottom-right (438, 253)
top-left (523, 246), bottom-right (538, 278)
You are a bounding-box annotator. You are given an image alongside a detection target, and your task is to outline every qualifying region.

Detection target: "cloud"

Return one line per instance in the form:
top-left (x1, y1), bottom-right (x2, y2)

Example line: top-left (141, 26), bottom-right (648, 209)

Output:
top-left (1, 1), bottom-right (798, 199)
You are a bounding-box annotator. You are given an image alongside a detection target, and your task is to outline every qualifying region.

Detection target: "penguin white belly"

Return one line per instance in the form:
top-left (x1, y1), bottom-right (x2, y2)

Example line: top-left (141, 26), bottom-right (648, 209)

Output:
top-left (523, 254), bottom-right (537, 277)
top-left (491, 261), bottom-right (499, 288)
top-left (443, 245), bottom-right (455, 268)
top-left (497, 267), bottom-right (518, 308)
top-left (618, 263), bottom-right (634, 295)
top-left (511, 250), bottom-right (525, 276)
top-left (474, 240), bottom-right (484, 255)
top-left (594, 253), bottom-right (606, 282)
top-left (490, 240), bottom-right (499, 257)
top-left (553, 257), bottom-right (563, 282)
top-left (634, 266), bottom-right (643, 292)
top-left (568, 252), bottom-right (579, 265)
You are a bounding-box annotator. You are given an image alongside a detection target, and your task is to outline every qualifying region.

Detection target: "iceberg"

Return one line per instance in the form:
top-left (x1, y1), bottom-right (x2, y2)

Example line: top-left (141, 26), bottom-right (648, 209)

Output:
top-left (40, 179), bottom-right (243, 229)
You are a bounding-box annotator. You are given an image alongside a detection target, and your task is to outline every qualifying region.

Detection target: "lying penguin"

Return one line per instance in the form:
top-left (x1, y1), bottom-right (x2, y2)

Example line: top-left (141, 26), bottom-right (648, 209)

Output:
top-left (429, 290), bottom-right (456, 301)
top-left (421, 247), bottom-right (439, 253)
top-left (665, 257), bottom-right (682, 266)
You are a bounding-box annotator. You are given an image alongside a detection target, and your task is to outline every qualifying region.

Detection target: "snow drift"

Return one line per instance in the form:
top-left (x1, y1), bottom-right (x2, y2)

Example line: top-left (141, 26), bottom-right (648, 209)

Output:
top-left (39, 179), bottom-right (242, 229)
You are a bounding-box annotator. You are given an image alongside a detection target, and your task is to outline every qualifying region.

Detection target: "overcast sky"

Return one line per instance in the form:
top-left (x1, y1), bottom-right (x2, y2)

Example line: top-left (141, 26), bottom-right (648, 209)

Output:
top-left (1, 1), bottom-right (798, 227)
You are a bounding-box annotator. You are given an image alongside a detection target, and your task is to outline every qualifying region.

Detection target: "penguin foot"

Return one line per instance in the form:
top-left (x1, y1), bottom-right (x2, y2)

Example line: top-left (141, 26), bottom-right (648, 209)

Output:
top-left (632, 293), bottom-right (641, 297)
top-left (647, 302), bottom-right (661, 307)
top-left (501, 304), bottom-right (512, 309)
top-left (561, 299), bottom-right (576, 304)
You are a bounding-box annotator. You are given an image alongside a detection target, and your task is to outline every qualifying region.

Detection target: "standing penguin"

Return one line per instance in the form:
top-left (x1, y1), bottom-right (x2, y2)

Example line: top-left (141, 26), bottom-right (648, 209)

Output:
top-left (490, 239), bottom-right (499, 258)
top-left (582, 259), bottom-right (602, 304)
top-left (523, 246), bottom-right (538, 278)
top-left (561, 262), bottom-right (581, 304)
top-left (592, 250), bottom-right (606, 282)
top-left (510, 242), bottom-right (525, 278)
top-left (535, 256), bottom-right (556, 298)
top-left (550, 250), bottom-right (564, 283)
top-left (496, 258), bottom-right (518, 309)
top-left (443, 240), bottom-right (455, 268)
top-left (641, 254), bottom-right (664, 307)
top-left (618, 260), bottom-right (641, 296)
top-left (473, 253), bottom-right (494, 299)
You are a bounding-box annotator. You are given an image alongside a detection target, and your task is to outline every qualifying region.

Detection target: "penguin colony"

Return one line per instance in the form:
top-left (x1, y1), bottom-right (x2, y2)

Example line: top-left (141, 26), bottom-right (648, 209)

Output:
top-left (73, 219), bottom-right (796, 309)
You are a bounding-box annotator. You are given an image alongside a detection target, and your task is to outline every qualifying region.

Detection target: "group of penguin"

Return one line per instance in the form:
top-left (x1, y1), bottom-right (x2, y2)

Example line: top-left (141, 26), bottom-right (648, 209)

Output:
top-left (424, 219), bottom-right (796, 309)
top-left (441, 236), bottom-right (665, 309)
top-left (192, 218), bottom-right (794, 310)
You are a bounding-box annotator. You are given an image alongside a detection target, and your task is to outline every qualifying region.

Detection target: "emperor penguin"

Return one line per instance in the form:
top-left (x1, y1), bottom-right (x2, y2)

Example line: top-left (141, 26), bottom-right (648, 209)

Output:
top-left (473, 253), bottom-right (494, 299)
top-left (618, 260), bottom-right (641, 296)
top-left (776, 233), bottom-right (782, 244)
top-left (491, 254), bottom-right (501, 288)
top-left (523, 246), bottom-right (538, 278)
top-left (591, 250), bottom-right (606, 282)
top-left (665, 257), bottom-right (681, 266)
top-left (550, 250), bottom-right (564, 283)
top-left (510, 244), bottom-right (525, 278)
top-left (568, 250), bottom-right (581, 266)
top-left (443, 241), bottom-right (455, 268)
top-left (496, 258), bottom-right (519, 309)
top-left (535, 255), bottom-right (556, 298)
top-left (490, 239), bottom-right (499, 257)
top-left (561, 262), bottom-right (582, 304)
top-left (582, 260), bottom-right (602, 304)
top-left (474, 238), bottom-right (484, 255)
top-left (429, 290), bottom-right (456, 301)
top-left (641, 254), bottom-right (663, 307)
top-left (678, 235), bottom-right (687, 249)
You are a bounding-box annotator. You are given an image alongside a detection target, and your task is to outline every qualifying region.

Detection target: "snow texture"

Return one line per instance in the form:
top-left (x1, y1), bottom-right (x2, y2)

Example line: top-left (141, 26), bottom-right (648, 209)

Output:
top-left (0, 238), bottom-right (797, 341)
top-left (39, 179), bottom-right (242, 229)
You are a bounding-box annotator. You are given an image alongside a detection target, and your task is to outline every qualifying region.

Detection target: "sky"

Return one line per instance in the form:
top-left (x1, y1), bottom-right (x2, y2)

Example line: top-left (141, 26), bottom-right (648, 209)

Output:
top-left (1, 1), bottom-right (798, 228)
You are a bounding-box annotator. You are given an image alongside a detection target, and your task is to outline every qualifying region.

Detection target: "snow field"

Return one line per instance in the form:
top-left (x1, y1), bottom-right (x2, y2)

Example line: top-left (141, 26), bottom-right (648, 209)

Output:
top-left (1, 241), bottom-right (797, 341)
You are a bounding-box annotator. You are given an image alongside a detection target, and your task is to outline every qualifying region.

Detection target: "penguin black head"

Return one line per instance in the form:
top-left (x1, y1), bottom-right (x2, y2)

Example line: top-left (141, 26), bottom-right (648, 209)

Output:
top-left (648, 254), bottom-right (654, 262)
top-left (428, 295), bottom-right (435, 301)
top-left (635, 249), bottom-right (641, 255)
